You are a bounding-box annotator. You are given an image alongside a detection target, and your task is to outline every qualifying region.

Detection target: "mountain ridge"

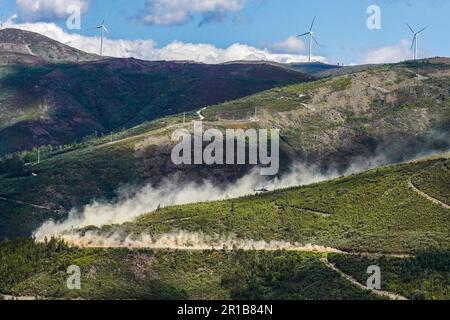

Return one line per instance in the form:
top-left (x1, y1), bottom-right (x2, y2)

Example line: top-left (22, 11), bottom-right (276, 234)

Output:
top-left (1, 57), bottom-right (450, 238)
top-left (0, 28), bottom-right (100, 64)
top-left (0, 28), bottom-right (315, 156)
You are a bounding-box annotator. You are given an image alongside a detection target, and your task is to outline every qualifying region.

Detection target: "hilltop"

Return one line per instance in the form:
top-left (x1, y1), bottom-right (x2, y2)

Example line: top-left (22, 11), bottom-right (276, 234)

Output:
top-left (0, 29), bottom-right (314, 156)
top-left (0, 28), bottom-right (98, 64)
top-left (224, 61), bottom-right (345, 78)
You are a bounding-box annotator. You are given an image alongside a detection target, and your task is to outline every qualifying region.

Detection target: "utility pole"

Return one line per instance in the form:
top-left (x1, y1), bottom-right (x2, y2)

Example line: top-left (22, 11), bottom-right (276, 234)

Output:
top-left (183, 112), bottom-right (186, 124)
top-left (37, 149), bottom-right (40, 164)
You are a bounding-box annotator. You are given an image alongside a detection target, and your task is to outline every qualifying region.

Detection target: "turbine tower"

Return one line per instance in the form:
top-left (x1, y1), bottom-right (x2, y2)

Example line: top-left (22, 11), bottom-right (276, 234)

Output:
top-left (407, 24), bottom-right (427, 60)
top-left (96, 13), bottom-right (109, 56)
top-left (298, 16), bottom-right (322, 63)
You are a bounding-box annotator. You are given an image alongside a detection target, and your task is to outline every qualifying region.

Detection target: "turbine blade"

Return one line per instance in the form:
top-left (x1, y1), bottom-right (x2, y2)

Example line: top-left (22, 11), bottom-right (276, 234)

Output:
top-left (102, 25), bottom-right (109, 33)
top-left (104, 10), bottom-right (109, 23)
top-left (312, 36), bottom-right (324, 48)
top-left (297, 32), bottom-right (310, 37)
top-left (406, 23), bottom-right (415, 34)
top-left (417, 26), bottom-right (427, 34)
top-left (309, 16), bottom-right (316, 31)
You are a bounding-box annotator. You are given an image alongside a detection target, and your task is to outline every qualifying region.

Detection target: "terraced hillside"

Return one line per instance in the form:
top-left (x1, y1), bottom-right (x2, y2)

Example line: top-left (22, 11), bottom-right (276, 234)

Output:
top-left (0, 156), bottom-right (448, 300)
top-left (203, 58), bottom-right (450, 169)
top-left (0, 114), bottom-right (259, 239)
top-left (0, 240), bottom-right (382, 300)
top-left (329, 251), bottom-right (449, 300)
top-left (1, 58), bottom-right (450, 239)
top-left (67, 155), bottom-right (450, 255)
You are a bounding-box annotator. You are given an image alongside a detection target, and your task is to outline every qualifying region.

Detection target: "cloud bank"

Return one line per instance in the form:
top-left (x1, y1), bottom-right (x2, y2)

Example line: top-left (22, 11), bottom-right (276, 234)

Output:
top-left (272, 36), bottom-right (306, 54)
top-left (16, 0), bottom-right (90, 21)
top-left (4, 17), bottom-right (323, 63)
top-left (363, 39), bottom-right (412, 64)
top-left (142, 0), bottom-right (246, 26)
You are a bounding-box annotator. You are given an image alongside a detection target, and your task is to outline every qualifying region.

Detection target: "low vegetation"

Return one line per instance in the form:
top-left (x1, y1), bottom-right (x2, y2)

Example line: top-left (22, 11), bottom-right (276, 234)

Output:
top-left (105, 156), bottom-right (450, 255)
top-left (0, 57), bottom-right (311, 156)
top-left (0, 238), bottom-right (381, 300)
top-left (329, 251), bottom-right (450, 300)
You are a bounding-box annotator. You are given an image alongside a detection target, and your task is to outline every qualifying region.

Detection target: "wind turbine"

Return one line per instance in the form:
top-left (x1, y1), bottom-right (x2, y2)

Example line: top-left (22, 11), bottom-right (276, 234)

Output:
top-left (96, 12), bottom-right (109, 56)
top-left (407, 24), bottom-right (427, 60)
top-left (297, 16), bottom-right (322, 63)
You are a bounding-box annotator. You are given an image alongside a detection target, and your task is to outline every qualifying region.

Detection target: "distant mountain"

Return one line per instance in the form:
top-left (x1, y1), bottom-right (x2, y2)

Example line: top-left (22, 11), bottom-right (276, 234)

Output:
top-left (285, 62), bottom-right (391, 78)
top-left (224, 61), bottom-right (346, 78)
top-left (286, 62), bottom-right (343, 77)
top-left (0, 29), bottom-right (314, 156)
top-left (0, 28), bottom-right (99, 64)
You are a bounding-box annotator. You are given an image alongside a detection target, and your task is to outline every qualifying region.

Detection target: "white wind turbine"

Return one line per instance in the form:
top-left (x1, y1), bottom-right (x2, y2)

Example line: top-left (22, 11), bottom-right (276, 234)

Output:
top-left (96, 12), bottom-right (109, 56)
top-left (407, 24), bottom-right (427, 60)
top-left (297, 16), bottom-right (322, 63)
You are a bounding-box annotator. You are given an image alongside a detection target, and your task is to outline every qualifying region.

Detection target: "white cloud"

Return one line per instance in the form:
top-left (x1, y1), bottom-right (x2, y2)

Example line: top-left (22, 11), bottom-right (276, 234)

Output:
top-left (4, 18), bottom-right (326, 64)
top-left (363, 39), bottom-right (412, 64)
top-left (150, 41), bottom-right (323, 64)
top-left (142, 0), bottom-right (246, 26)
top-left (16, 0), bottom-right (90, 21)
top-left (272, 36), bottom-right (306, 54)
top-left (5, 16), bottom-right (155, 57)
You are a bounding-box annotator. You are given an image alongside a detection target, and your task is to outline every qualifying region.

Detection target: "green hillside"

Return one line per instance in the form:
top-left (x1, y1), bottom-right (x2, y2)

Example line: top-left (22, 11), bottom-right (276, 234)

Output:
top-left (1, 25), bottom-right (449, 303)
top-left (329, 251), bottom-right (449, 300)
top-left (1, 58), bottom-right (450, 240)
top-left (203, 58), bottom-right (450, 169)
top-left (78, 155), bottom-right (450, 255)
top-left (0, 238), bottom-right (384, 300)
top-left (0, 155), bottom-right (448, 300)
top-left (0, 113), bottom-right (262, 239)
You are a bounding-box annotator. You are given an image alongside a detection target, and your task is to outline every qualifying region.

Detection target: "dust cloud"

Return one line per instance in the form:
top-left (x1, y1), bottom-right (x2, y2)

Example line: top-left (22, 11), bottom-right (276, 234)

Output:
top-left (34, 157), bottom-right (387, 242)
top-left (58, 230), bottom-right (343, 253)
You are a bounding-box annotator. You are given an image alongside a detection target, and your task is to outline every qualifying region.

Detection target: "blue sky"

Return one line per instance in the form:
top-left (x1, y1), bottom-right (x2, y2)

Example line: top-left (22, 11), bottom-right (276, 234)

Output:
top-left (1, 0), bottom-right (449, 64)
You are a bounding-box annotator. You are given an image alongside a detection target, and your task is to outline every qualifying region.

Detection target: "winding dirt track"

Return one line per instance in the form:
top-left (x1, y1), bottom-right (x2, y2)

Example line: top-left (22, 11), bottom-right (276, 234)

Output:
top-left (408, 179), bottom-right (450, 210)
top-left (321, 258), bottom-right (408, 301)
